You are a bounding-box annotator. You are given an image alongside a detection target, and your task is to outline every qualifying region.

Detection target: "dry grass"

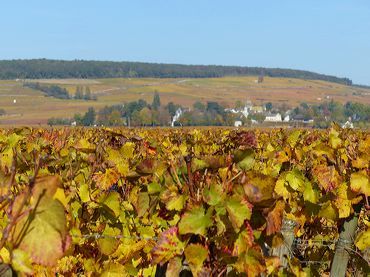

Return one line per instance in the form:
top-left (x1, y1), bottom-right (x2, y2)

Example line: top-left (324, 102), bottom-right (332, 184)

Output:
top-left (0, 76), bottom-right (369, 126)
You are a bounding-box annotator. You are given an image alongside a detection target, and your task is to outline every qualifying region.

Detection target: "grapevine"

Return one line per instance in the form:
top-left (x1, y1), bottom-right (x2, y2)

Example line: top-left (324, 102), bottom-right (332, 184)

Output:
top-left (0, 126), bottom-right (368, 276)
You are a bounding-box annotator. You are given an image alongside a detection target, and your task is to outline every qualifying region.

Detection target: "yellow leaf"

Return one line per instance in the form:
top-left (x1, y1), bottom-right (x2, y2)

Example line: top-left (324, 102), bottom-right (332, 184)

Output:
top-left (53, 187), bottom-right (68, 208)
top-left (275, 174), bottom-right (290, 200)
top-left (355, 229), bottom-right (370, 251)
top-left (11, 249), bottom-right (33, 275)
top-left (184, 244), bottom-right (208, 276)
top-left (350, 171), bottom-right (370, 196)
top-left (0, 247), bottom-right (10, 263)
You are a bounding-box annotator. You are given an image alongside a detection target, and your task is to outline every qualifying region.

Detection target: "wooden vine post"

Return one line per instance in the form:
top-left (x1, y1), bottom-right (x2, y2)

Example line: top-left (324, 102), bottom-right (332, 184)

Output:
top-left (272, 218), bottom-right (296, 268)
top-left (330, 205), bottom-right (361, 277)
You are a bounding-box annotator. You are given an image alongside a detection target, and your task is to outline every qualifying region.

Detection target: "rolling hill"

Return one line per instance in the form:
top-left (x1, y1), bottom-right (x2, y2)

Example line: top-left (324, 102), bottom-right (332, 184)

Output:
top-left (0, 76), bottom-right (369, 125)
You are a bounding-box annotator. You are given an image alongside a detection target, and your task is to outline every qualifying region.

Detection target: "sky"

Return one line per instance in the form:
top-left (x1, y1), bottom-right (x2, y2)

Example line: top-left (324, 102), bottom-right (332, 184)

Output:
top-left (0, 1), bottom-right (369, 85)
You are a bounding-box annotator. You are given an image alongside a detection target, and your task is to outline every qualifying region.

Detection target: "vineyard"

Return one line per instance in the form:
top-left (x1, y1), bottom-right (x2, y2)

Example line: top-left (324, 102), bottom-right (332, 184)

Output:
top-left (0, 126), bottom-right (369, 276)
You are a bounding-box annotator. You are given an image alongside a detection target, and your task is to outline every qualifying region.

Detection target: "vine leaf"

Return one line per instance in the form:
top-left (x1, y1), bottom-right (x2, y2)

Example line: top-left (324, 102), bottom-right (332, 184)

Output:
top-left (318, 201), bottom-right (338, 221)
top-left (107, 148), bottom-right (129, 176)
top-left (93, 168), bottom-right (120, 190)
top-left (234, 248), bottom-right (265, 277)
top-left (166, 257), bottom-right (182, 276)
top-left (355, 229), bottom-right (370, 251)
top-left (226, 197), bottom-right (252, 232)
top-left (160, 187), bottom-right (186, 211)
top-left (151, 227), bottom-right (184, 265)
top-left (13, 176), bottom-right (70, 266)
top-left (233, 223), bottom-right (254, 256)
top-left (184, 244), bottom-right (208, 276)
top-left (266, 256), bottom-right (281, 275)
top-left (100, 263), bottom-right (129, 277)
top-left (350, 171), bottom-right (370, 196)
top-left (178, 206), bottom-right (212, 236)
top-left (265, 200), bottom-right (285, 236)
top-left (97, 226), bottom-right (121, 255)
top-left (99, 191), bottom-right (121, 218)
top-left (11, 249), bottom-right (33, 275)
top-left (203, 182), bottom-right (224, 206)
top-left (312, 165), bottom-right (341, 192)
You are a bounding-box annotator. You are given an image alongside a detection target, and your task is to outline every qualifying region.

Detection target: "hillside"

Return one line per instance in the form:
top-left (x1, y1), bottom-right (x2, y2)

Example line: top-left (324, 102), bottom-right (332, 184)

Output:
top-left (0, 76), bottom-right (369, 125)
top-left (0, 59), bottom-right (352, 85)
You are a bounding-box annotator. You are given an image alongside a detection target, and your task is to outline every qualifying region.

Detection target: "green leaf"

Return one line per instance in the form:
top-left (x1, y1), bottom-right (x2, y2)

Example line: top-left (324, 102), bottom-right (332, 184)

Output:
top-left (151, 227), bottom-right (184, 265)
top-left (285, 169), bottom-right (305, 192)
top-left (226, 197), bottom-right (252, 232)
top-left (178, 206), bottom-right (212, 236)
top-left (237, 149), bottom-right (255, 171)
top-left (184, 244), bottom-right (208, 276)
top-left (203, 182), bottom-right (224, 206)
top-left (148, 182), bottom-right (162, 194)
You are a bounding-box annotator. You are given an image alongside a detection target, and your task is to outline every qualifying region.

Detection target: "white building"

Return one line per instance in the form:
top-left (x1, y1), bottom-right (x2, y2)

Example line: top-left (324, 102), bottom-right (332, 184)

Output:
top-left (264, 113), bottom-right (282, 122)
top-left (234, 120), bottom-right (243, 127)
top-left (342, 121), bottom-right (354, 129)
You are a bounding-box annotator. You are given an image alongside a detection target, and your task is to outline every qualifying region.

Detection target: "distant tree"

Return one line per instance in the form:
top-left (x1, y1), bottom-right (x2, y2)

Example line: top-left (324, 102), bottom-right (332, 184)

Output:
top-left (235, 100), bottom-right (243, 109)
top-left (82, 107), bottom-right (96, 126)
top-left (75, 86), bottom-right (83, 99)
top-left (152, 91), bottom-right (161, 110)
top-left (249, 113), bottom-right (266, 123)
top-left (128, 69), bottom-right (138, 78)
top-left (300, 102), bottom-right (309, 109)
top-left (193, 101), bottom-right (206, 112)
top-left (47, 117), bottom-right (71, 126)
top-left (84, 87), bottom-right (92, 100)
top-left (166, 102), bottom-right (178, 117)
top-left (158, 107), bottom-right (171, 126)
top-left (139, 107), bottom-right (152, 126)
top-left (206, 101), bottom-right (224, 115)
top-left (0, 109), bottom-right (5, 116)
top-left (265, 102), bottom-right (273, 111)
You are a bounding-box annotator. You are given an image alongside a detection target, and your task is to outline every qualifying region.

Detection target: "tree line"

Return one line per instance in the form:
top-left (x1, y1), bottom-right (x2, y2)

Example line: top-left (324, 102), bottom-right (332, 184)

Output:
top-left (0, 59), bottom-right (352, 85)
top-left (24, 82), bottom-right (96, 100)
top-left (48, 93), bottom-right (370, 128)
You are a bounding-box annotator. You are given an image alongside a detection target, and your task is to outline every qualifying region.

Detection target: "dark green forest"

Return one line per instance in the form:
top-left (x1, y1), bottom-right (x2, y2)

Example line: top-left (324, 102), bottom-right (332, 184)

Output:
top-left (0, 59), bottom-right (352, 85)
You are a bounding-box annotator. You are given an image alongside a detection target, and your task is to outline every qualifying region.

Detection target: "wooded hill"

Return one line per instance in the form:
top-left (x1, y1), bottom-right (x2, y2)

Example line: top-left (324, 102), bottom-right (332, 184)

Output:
top-left (0, 59), bottom-right (352, 85)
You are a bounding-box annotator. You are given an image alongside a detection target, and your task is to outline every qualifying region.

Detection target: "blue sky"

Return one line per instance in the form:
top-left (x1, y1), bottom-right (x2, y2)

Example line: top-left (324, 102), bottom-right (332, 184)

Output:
top-left (0, 1), bottom-right (369, 84)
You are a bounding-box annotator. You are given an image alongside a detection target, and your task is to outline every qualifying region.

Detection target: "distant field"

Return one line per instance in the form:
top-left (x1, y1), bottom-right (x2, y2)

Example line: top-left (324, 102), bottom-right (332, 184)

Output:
top-left (0, 76), bottom-right (369, 125)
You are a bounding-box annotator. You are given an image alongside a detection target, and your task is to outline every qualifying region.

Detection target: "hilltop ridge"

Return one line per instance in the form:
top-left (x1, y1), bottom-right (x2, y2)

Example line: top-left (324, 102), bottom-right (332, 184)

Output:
top-left (0, 59), bottom-right (352, 85)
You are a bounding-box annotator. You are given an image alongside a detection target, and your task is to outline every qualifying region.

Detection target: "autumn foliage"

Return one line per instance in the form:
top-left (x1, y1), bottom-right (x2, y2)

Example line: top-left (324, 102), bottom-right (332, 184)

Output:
top-left (0, 126), bottom-right (369, 276)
